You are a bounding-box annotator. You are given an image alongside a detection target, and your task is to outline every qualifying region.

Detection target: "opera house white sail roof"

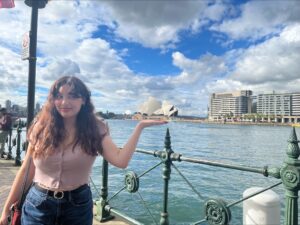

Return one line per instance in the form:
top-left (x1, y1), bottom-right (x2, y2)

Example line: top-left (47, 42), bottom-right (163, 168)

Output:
top-left (138, 97), bottom-right (178, 117)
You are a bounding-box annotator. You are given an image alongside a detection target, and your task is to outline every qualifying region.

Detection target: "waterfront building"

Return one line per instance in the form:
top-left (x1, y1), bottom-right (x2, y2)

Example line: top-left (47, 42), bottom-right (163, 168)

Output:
top-left (292, 93), bottom-right (300, 116)
top-left (138, 97), bottom-right (178, 117)
top-left (138, 97), bottom-right (161, 116)
top-left (153, 101), bottom-right (178, 117)
top-left (208, 90), bottom-right (252, 121)
top-left (257, 92), bottom-right (300, 116)
top-left (251, 95), bottom-right (257, 113)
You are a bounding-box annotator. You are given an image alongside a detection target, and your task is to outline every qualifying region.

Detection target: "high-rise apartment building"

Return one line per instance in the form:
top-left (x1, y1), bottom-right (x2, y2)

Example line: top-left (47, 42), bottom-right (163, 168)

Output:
top-left (257, 93), bottom-right (300, 116)
top-left (292, 93), bottom-right (300, 116)
top-left (209, 90), bottom-right (252, 120)
top-left (5, 100), bottom-right (11, 112)
top-left (35, 102), bottom-right (41, 114)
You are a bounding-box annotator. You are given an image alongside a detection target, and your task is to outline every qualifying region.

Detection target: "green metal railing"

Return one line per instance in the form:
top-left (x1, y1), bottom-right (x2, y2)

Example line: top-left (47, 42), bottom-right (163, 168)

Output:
top-left (8, 122), bottom-right (300, 224)
top-left (93, 127), bottom-right (300, 225)
top-left (3, 119), bottom-right (27, 166)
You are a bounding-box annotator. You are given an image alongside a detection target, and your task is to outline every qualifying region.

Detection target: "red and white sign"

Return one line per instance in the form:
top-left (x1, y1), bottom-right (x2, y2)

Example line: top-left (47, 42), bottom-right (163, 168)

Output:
top-left (0, 0), bottom-right (15, 9)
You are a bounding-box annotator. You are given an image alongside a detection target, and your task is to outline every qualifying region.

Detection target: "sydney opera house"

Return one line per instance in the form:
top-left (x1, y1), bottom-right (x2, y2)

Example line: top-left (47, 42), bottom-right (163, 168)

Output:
top-left (137, 97), bottom-right (178, 117)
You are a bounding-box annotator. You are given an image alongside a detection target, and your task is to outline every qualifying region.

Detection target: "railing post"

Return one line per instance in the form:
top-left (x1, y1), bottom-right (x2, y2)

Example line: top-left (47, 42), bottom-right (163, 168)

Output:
top-left (95, 159), bottom-right (114, 222)
top-left (160, 128), bottom-right (173, 225)
top-left (280, 127), bottom-right (300, 225)
top-left (7, 128), bottom-right (13, 160)
top-left (15, 120), bottom-right (22, 166)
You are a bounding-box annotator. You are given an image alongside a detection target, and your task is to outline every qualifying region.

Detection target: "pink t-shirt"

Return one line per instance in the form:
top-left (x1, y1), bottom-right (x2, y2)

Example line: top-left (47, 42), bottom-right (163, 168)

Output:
top-left (33, 144), bottom-right (96, 191)
top-left (30, 120), bottom-right (108, 191)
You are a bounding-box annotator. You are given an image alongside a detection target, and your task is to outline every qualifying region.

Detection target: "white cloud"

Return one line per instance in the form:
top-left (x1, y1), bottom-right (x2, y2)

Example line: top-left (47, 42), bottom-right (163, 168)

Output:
top-left (73, 38), bottom-right (127, 74)
top-left (0, 46), bottom-right (28, 106)
top-left (115, 89), bottom-right (135, 98)
top-left (40, 59), bottom-right (80, 80)
top-left (203, 23), bottom-right (300, 100)
top-left (211, 1), bottom-right (300, 41)
top-left (205, 79), bottom-right (244, 94)
top-left (101, 0), bottom-right (218, 49)
top-left (203, 2), bottom-right (228, 22)
top-left (169, 51), bottom-right (227, 84)
top-left (230, 24), bottom-right (300, 85)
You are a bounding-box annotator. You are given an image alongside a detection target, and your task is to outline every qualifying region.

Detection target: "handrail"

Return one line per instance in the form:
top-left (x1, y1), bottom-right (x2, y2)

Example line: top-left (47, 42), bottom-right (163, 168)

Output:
top-left (137, 149), bottom-right (274, 177)
top-left (4, 121), bottom-right (26, 165)
top-left (136, 148), bottom-right (280, 178)
top-left (94, 127), bottom-right (300, 225)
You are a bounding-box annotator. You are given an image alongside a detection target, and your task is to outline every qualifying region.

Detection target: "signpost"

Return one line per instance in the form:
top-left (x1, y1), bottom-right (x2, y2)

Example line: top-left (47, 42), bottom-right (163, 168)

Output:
top-left (24, 0), bottom-right (48, 129)
top-left (21, 32), bottom-right (30, 60)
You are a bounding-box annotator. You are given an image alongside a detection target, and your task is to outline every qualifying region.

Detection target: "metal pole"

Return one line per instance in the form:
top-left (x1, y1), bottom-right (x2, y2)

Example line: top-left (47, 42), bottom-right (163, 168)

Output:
top-left (26, 1), bottom-right (38, 129)
top-left (160, 128), bottom-right (173, 225)
top-left (25, 0), bottom-right (48, 129)
top-left (7, 128), bottom-right (13, 159)
top-left (15, 120), bottom-right (22, 166)
top-left (95, 159), bottom-right (114, 222)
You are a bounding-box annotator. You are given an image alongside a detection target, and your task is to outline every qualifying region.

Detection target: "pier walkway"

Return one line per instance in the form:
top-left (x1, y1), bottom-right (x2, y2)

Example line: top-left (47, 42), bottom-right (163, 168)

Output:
top-left (0, 158), bottom-right (129, 225)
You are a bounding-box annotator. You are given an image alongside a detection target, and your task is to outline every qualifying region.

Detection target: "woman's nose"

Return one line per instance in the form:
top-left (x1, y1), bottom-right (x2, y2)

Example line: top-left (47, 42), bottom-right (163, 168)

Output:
top-left (61, 96), bottom-right (70, 104)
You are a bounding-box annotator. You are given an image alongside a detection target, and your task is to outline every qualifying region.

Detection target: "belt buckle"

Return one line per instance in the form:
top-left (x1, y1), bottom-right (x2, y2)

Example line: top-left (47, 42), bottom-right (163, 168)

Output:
top-left (53, 191), bottom-right (64, 199)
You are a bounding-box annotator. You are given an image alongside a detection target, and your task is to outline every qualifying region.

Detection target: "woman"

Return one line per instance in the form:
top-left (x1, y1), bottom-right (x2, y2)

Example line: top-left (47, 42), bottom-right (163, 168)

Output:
top-left (0, 76), bottom-right (167, 225)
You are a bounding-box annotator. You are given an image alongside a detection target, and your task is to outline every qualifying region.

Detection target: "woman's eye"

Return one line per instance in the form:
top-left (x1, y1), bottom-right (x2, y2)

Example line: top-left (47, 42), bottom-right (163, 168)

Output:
top-left (55, 95), bottom-right (63, 99)
top-left (69, 94), bottom-right (79, 99)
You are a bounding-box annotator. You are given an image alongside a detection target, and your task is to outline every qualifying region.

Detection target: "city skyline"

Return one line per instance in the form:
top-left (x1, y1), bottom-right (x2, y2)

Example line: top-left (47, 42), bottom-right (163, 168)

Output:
top-left (0, 1), bottom-right (299, 116)
top-left (3, 89), bottom-right (300, 118)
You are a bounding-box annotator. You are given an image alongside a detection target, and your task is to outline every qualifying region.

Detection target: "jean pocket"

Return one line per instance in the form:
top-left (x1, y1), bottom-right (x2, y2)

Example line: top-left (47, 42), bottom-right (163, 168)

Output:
top-left (25, 188), bottom-right (47, 209)
top-left (70, 186), bottom-right (92, 207)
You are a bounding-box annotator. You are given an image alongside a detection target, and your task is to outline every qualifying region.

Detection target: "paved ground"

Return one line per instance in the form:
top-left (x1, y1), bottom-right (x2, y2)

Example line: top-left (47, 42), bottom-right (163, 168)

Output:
top-left (0, 158), bottom-right (18, 211)
top-left (0, 158), bottom-right (129, 225)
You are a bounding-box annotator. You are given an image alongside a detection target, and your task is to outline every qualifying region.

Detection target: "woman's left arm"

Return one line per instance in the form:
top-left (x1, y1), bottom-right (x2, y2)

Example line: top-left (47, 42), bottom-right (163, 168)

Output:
top-left (101, 120), bottom-right (167, 169)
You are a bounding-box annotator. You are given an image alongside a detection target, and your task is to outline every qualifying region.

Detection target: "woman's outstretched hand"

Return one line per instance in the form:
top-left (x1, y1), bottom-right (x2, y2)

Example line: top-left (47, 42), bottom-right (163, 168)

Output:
top-left (137, 119), bottom-right (168, 129)
top-left (101, 119), bottom-right (168, 168)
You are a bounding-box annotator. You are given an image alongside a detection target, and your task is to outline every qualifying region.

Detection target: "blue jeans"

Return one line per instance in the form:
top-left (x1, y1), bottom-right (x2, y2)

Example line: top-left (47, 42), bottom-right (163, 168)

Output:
top-left (21, 184), bottom-right (93, 225)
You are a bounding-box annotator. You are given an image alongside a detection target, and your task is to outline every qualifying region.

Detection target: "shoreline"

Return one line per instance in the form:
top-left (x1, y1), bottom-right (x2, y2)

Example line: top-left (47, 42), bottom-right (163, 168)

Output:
top-left (167, 118), bottom-right (298, 127)
top-left (128, 115), bottom-right (299, 127)
top-left (202, 121), bottom-right (292, 127)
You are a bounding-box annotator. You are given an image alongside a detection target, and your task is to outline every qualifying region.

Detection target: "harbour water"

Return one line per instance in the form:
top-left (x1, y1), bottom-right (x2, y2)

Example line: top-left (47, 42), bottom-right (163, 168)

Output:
top-left (12, 119), bottom-right (297, 224)
top-left (89, 120), bottom-right (297, 225)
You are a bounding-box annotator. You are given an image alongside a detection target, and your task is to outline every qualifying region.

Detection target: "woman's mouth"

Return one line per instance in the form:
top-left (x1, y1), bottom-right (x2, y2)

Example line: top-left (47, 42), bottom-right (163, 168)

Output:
top-left (59, 108), bottom-right (72, 112)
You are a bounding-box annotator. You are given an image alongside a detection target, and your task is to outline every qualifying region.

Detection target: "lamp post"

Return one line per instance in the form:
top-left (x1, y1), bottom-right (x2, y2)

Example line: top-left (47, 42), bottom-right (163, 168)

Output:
top-left (24, 0), bottom-right (48, 129)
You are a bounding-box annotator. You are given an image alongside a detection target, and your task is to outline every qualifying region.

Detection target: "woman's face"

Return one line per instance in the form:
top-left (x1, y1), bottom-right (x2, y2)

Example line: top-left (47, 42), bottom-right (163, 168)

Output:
top-left (54, 84), bottom-right (85, 121)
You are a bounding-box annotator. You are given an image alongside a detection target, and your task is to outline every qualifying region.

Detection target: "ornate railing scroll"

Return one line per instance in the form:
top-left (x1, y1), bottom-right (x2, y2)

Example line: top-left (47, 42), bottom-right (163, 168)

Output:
top-left (93, 127), bottom-right (300, 225)
top-left (281, 127), bottom-right (300, 225)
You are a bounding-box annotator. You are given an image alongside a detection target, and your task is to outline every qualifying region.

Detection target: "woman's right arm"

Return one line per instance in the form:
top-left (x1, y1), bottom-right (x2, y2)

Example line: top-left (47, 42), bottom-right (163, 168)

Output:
top-left (0, 144), bottom-right (35, 225)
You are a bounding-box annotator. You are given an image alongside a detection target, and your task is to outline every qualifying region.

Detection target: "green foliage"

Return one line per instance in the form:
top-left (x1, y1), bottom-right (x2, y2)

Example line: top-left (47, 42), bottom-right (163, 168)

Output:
top-left (96, 111), bottom-right (116, 119)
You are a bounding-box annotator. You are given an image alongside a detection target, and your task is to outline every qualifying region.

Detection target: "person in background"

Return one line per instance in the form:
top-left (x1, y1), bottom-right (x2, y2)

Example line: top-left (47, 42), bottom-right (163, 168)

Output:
top-left (0, 108), bottom-right (12, 158)
top-left (0, 76), bottom-right (167, 225)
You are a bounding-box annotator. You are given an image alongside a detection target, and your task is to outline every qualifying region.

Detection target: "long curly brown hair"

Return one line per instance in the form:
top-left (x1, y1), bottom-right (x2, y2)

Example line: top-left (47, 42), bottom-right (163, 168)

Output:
top-left (28, 76), bottom-right (106, 158)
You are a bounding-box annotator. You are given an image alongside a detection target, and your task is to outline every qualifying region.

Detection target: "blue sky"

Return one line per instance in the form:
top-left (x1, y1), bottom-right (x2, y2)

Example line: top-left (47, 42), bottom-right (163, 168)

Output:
top-left (0, 0), bottom-right (300, 116)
